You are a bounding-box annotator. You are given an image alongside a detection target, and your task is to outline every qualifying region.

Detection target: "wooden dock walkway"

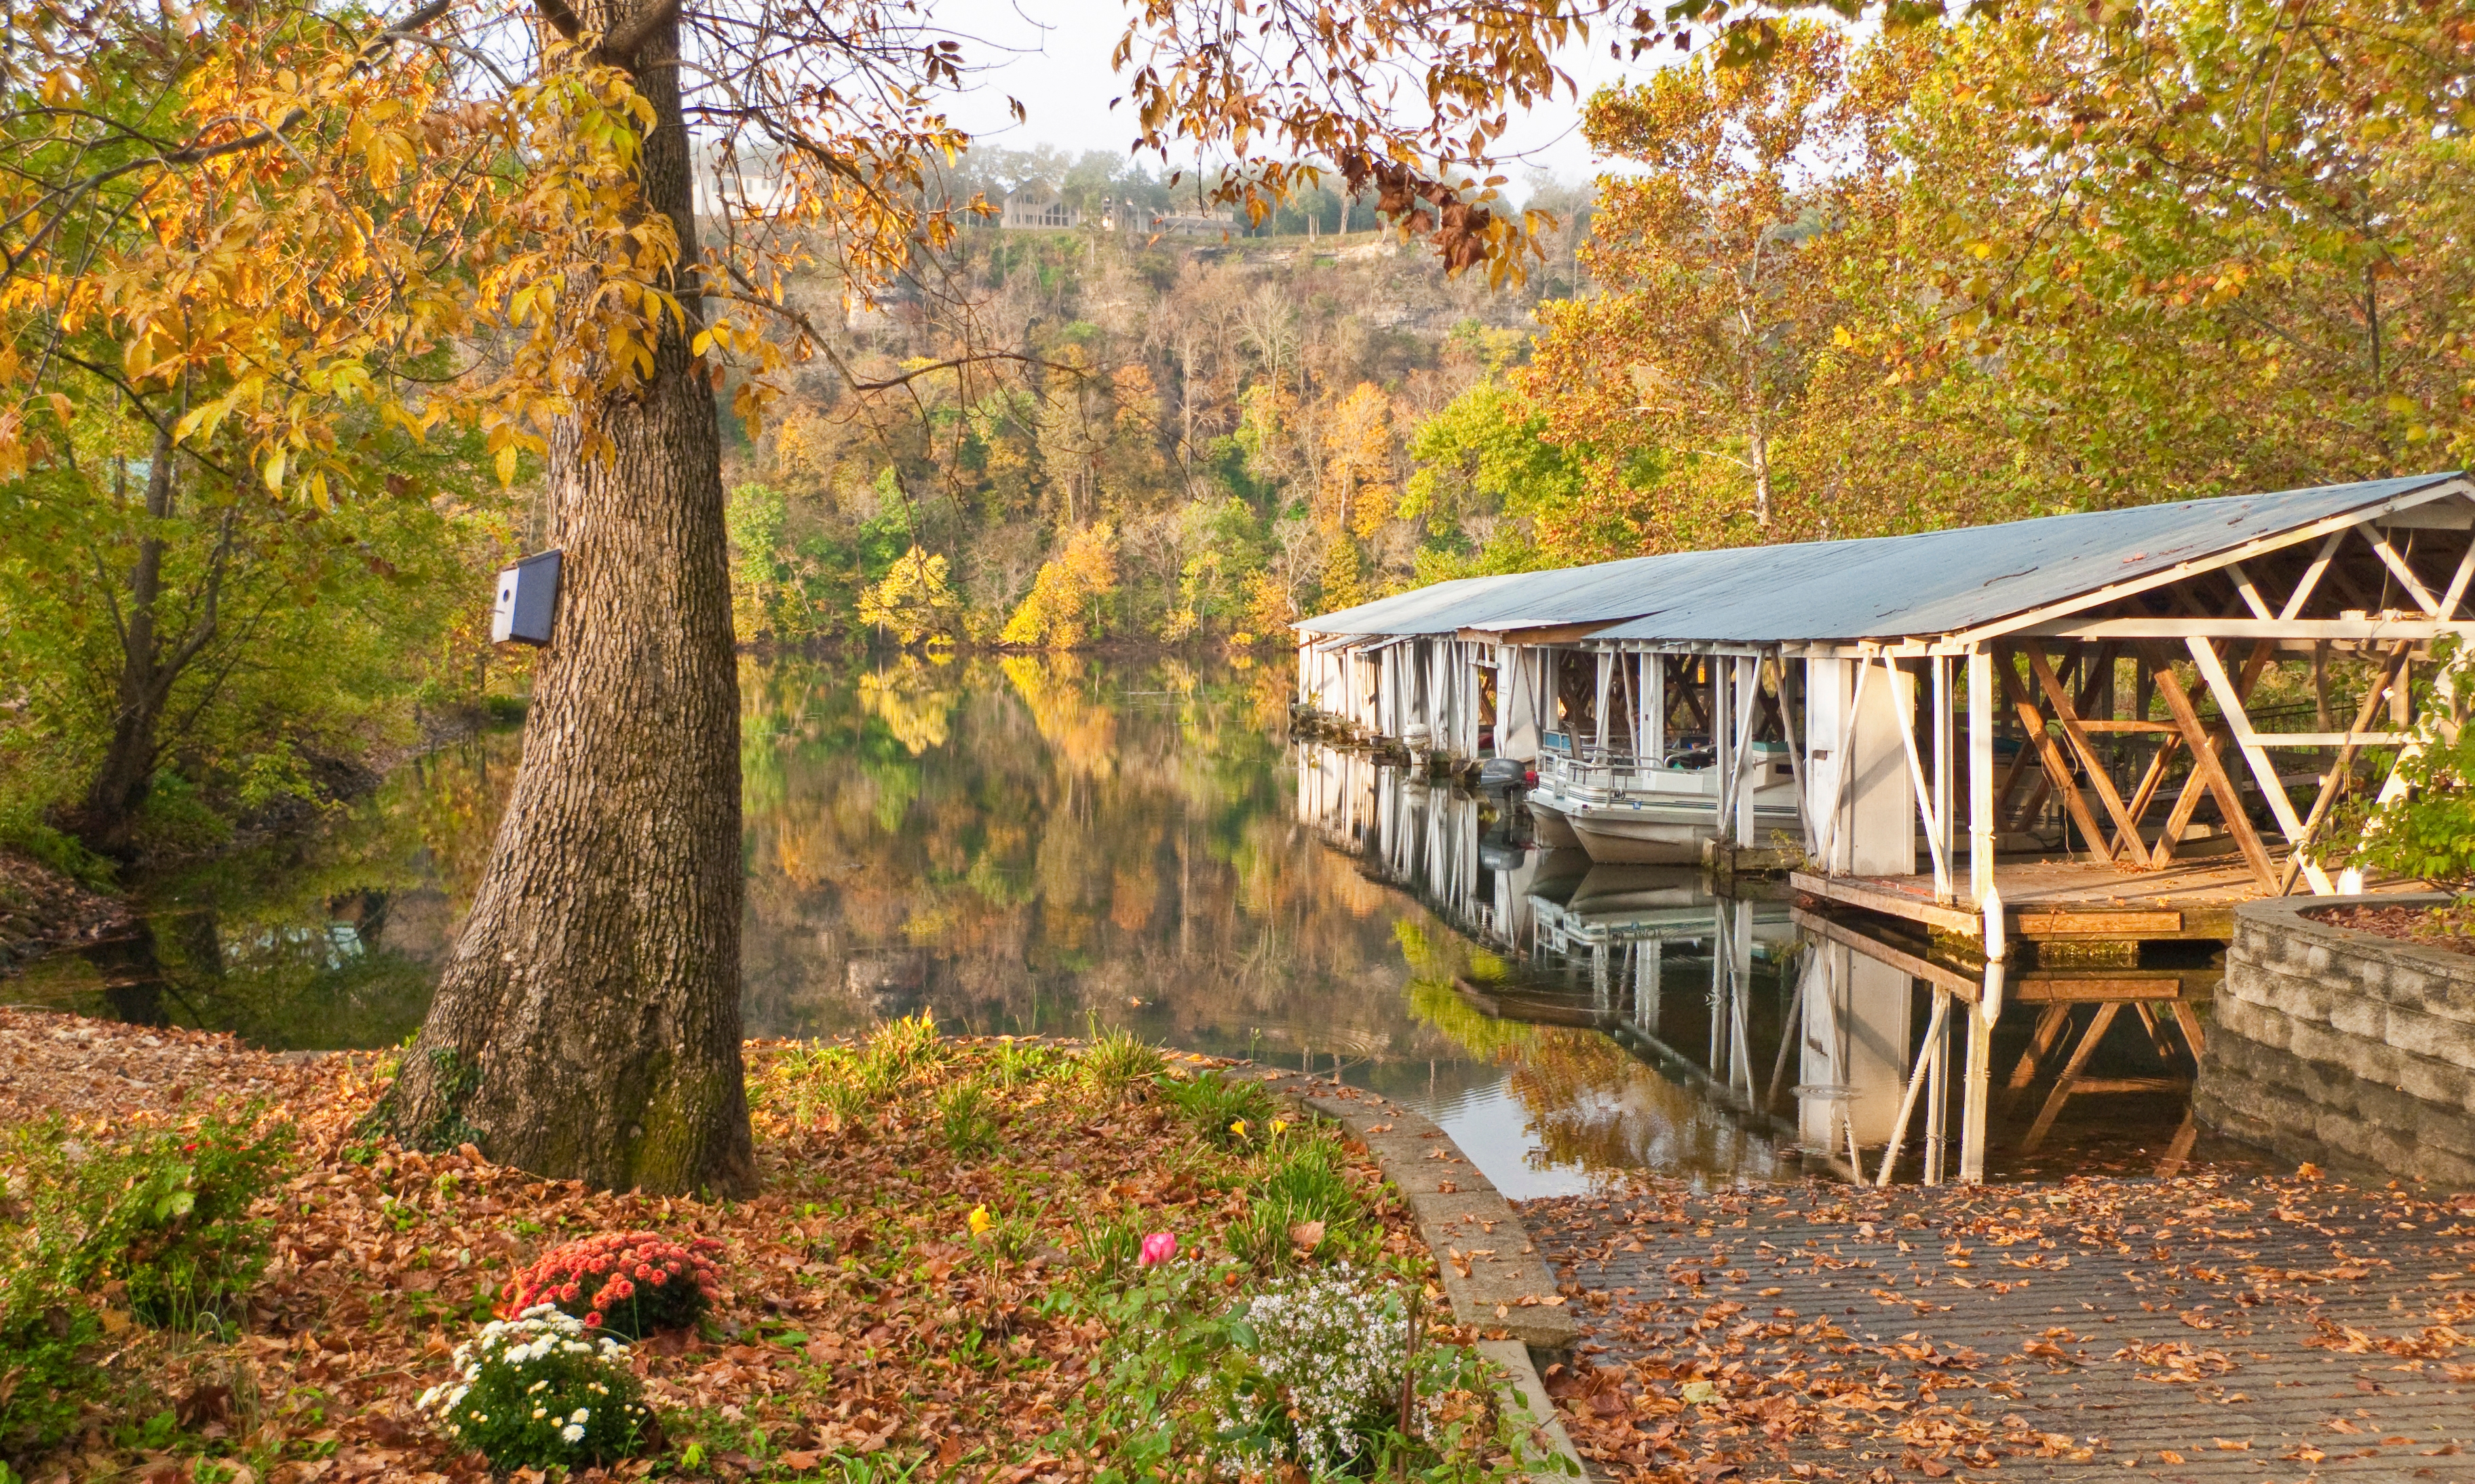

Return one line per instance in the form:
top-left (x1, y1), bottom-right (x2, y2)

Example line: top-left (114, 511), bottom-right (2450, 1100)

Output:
top-left (1524, 1173), bottom-right (2475, 1481)
top-left (1790, 859), bottom-right (2427, 943)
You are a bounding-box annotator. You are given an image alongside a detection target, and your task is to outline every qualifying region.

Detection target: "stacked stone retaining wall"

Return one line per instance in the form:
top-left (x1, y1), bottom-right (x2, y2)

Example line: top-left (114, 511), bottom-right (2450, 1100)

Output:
top-left (2198, 893), bottom-right (2475, 1187)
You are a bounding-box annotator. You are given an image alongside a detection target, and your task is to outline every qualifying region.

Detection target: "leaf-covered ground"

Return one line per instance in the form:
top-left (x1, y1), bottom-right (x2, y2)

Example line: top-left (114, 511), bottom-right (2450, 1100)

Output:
top-left (0, 1009), bottom-right (1491, 1484)
top-left (1528, 1174), bottom-right (2475, 1481)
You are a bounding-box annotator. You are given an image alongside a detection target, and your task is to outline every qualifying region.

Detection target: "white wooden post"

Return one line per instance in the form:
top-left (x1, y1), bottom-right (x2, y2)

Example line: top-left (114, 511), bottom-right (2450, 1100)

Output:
top-left (1711, 654), bottom-right (1731, 839)
top-left (1651, 656), bottom-right (1668, 764)
top-left (1960, 966), bottom-right (1995, 1184)
top-left (2187, 637), bottom-right (2335, 894)
top-left (1735, 655), bottom-right (1759, 848)
top-left (1933, 655), bottom-right (1955, 903)
top-left (1924, 989), bottom-right (1950, 1186)
top-left (1594, 650), bottom-right (1613, 756)
top-left (1968, 646), bottom-right (1995, 906)
top-left (1882, 656), bottom-right (1951, 897)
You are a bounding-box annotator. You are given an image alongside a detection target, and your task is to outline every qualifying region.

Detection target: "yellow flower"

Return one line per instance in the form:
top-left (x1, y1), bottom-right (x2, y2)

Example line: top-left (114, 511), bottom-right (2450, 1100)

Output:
top-left (1270, 1119), bottom-right (1288, 1137)
top-left (967, 1204), bottom-right (993, 1236)
top-left (1229, 1119), bottom-right (1248, 1138)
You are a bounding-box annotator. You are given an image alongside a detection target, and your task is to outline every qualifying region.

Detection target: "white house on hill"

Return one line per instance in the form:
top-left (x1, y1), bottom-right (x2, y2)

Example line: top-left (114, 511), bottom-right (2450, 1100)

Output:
top-left (1000, 186), bottom-right (1078, 229)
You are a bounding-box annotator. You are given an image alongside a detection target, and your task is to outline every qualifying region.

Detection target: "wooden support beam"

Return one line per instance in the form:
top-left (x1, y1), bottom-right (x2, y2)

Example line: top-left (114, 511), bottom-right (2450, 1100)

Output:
top-left (2187, 637), bottom-right (2331, 893)
top-left (2356, 520), bottom-right (2443, 614)
top-left (2171, 1000), bottom-right (2207, 1058)
top-left (2119, 730), bottom-right (2183, 853)
top-left (1995, 646), bottom-right (2120, 862)
top-left (1877, 990), bottom-right (1953, 1187)
top-left (2153, 640), bottom-right (2275, 865)
top-left (2022, 1002), bottom-right (2123, 1153)
top-left (2274, 640), bottom-right (2415, 895)
top-left (2226, 561), bottom-right (2276, 621)
top-left (2280, 531), bottom-right (2347, 620)
top-left (2439, 537), bottom-right (2475, 621)
top-left (2001, 1004), bottom-right (2073, 1114)
top-left (2025, 646), bottom-right (2147, 861)
top-left (1992, 725), bottom-right (2041, 835)
top-left (2145, 646), bottom-right (2282, 889)
top-left (1880, 657), bottom-right (1953, 898)
top-left (2018, 617), bottom-right (2475, 640)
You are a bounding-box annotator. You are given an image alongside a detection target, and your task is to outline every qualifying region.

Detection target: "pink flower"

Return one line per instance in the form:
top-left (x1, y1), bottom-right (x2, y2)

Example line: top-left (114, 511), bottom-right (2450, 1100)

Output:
top-left (560, 1283), bottom-right (581, 1302)
top-left (1139, 1232), bottom-right (1176, 1267)
top-left (584, 1310), bottom-right (603, 1327)
top-left (649, 1268), bottom-right (669, 1286)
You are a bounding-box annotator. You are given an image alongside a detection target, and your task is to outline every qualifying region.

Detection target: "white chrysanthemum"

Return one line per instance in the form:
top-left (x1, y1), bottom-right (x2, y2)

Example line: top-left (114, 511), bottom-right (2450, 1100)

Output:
top-left (569, 1408), bottom-right (590, 1424)
top-left (560, 1422), bottom-right (586, 1445)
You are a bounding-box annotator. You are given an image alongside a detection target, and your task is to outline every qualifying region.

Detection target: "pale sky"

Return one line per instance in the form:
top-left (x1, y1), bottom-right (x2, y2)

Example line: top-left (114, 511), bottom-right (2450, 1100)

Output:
top-left (924, 0), bottom-right (1657, 197)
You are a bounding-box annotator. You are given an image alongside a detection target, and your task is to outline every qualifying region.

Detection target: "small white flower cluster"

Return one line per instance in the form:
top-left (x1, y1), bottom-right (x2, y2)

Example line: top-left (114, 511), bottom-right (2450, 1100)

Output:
top-left (1216, 1266), bottom-right (1415, 1477)
top-left (418, 1304), bottom-right (640, 1458)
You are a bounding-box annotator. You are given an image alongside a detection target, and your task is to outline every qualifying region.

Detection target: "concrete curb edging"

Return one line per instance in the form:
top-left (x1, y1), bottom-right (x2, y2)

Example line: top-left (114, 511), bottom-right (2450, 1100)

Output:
top-left (1245, 1069), bottom-right (1588, 1481)
top-left (1477, 1338), bottom-right (1586, 1481)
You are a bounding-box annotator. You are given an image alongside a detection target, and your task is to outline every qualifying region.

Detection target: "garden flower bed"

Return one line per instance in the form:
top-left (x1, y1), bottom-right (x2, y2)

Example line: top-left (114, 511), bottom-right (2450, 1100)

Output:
top-left (0, 1008), bottom-right (1543, 1483)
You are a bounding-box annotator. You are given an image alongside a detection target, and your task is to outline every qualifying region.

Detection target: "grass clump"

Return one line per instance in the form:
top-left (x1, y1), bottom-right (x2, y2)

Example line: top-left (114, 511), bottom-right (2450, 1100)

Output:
top-left (986, 1038), bottom-right (1058, 1088)
top-left (863, 1011), bottom-right (946, 1090)
top-left (936, 1077), bottom-right (1001, 1156)
top-left (1157, 1068), bottom-right (1278, 1148)
top-left (1077, 1026), bottom-right (1165, 1099)
top-left (1229, 1128), bottom-right (1375, 1271)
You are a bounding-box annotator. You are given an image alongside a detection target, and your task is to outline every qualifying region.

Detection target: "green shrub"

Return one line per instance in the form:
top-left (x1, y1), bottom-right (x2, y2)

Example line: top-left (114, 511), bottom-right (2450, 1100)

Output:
top-left (421, 1306), bottom-right (656, 1470)
top-left (2335, 637), bottom-right (2475, 891)
top-left (130, 770), bottom-right (233, 857)
top-left (9, 1110), bottom-right (290, 1329)
top-left (1, 1111), bottom-right (290, 1460)
top-left (0, 1301), bottom-right (103, 1460)
top-left (936, 1078), bottom-right (1000, 1156)
top-left (1157, 1069), bottom-right (1278, 1148)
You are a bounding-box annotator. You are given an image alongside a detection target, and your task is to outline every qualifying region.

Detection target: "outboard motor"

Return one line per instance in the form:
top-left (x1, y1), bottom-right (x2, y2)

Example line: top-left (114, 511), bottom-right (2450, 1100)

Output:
top-left (1476, 756), bottom-right (1532, 795)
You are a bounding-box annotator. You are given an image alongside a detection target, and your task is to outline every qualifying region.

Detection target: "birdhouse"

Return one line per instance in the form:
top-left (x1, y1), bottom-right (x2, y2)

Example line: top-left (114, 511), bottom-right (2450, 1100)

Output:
top-left (490, 549), bottom-right (562, 646)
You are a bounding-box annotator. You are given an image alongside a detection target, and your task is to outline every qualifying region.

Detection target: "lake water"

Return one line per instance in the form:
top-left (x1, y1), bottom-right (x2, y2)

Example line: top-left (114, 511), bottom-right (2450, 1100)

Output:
top-left (14, 653), bottom-right (2228, 1196)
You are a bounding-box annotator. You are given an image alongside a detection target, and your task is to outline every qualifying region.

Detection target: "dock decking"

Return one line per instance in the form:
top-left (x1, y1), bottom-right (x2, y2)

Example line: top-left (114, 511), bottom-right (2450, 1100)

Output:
top-left (1527, 1174), bottom-right (2475, 1481)
top-left (1789, 858), bottom-right (2423, 941)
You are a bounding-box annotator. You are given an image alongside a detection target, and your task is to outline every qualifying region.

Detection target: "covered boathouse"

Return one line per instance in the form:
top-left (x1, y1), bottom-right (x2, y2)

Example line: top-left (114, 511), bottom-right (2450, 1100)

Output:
top-left (1296, 470), bottom-right (2474, 913)
top-left (1294, 473), bottom-right (2475, 1175)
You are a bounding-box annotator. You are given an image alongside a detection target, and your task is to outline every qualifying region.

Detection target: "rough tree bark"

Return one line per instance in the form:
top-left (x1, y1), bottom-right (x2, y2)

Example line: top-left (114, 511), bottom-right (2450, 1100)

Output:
top-left (380, 0), bottom-right (755, 1195)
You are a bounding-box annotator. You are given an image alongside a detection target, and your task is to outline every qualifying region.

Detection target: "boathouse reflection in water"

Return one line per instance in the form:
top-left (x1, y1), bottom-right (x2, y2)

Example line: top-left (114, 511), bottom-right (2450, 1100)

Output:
top-left (1299, 739), bottom-right (2233, 1186)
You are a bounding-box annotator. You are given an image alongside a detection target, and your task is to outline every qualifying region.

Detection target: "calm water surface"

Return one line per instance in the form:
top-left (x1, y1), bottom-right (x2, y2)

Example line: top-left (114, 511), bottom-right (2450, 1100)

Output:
top-left (17, 653), bottom-right (2221, 1196)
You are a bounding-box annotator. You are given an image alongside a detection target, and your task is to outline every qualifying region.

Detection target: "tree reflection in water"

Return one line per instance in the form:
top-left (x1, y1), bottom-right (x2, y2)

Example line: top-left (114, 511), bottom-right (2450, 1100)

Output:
top-left (13, 653), bottom-right (1932, 1195)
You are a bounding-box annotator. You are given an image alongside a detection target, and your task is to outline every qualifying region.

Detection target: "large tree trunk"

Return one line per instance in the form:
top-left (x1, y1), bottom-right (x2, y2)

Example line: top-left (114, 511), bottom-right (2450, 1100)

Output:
top-left (381, 1), bottom-right (755, 1195)
top-left (72, 425), bottom-right (189, 858)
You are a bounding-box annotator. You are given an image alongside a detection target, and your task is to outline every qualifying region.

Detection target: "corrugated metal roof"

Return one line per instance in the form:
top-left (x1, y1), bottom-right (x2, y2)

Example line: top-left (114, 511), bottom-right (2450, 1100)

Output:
top-left (1294, 473), bottom-right (2468, 646)
top-left (1291, 570), bottom-right (1534, 637)
top-left (1588, 473), bottom-right (2466, 644)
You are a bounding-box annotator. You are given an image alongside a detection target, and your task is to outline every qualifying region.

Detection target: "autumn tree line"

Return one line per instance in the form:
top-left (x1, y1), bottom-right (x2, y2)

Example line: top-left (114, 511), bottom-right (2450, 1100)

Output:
top-left (7, 0), bottom-right (2465, 872)
top-left (732, 0), bottom-right (2473, 657)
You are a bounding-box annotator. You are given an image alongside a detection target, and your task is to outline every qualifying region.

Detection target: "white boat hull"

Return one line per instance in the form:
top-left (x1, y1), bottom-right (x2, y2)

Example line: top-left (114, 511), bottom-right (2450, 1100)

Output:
top-left (1527, 798), bottom-right (1583, 848)
top-left (1565, 813), bottom-right (1710, 865)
